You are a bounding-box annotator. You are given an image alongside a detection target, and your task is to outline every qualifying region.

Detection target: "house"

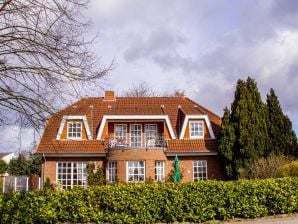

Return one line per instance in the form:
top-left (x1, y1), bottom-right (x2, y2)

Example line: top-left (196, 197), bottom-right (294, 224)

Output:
top-left (0, 152), bottom-right (16, 164)
top-left (36, 91), bottom-right (224, 189)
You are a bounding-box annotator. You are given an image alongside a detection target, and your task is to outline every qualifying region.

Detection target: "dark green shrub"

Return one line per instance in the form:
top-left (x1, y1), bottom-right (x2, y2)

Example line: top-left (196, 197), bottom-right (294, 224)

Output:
top-left (44, 177), bottom-right (51, 189)
top-left (87, 163), bottom-right (105, 186)
top-left (0, 160), bottom-right (7, 174)
top-left (0, 178), bottom-right (297, 223)
top-left (276, 161), bottom-right (298, 177)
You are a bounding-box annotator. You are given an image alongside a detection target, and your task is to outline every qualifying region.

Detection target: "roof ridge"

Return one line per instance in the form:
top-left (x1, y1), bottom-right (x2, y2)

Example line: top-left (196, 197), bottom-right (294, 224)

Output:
top-left (184, 97), bottom-right (221, 119)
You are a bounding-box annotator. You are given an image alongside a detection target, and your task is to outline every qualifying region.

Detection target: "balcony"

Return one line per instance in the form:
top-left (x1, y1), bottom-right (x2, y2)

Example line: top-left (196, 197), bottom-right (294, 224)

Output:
top-left (104, 136), bottom-right (167, 150)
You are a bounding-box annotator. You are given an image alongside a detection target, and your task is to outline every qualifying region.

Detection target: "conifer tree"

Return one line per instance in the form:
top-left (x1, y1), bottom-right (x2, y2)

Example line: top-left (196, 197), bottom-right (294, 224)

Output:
top-left (218, 77), bottom-right (268, 179)
top-left (218, 108), bottom-right (236, 179)
top-left (266, 88), bottom-right (298, 156)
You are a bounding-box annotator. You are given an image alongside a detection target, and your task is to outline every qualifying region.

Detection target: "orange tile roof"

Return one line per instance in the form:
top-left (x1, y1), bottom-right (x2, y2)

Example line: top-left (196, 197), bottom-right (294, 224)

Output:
top-left (36, 95), bottom-right (221, 154)
top-left (37, 140), bottom-right (105, 153)
top-left (166, 139), bottom-right (218, 153)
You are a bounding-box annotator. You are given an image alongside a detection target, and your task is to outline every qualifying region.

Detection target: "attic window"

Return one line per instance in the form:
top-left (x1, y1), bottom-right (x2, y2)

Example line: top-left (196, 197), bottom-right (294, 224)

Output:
top-left (67, 121), bottom-right (82, 140)
top-left (189, 121), bottom-right (204, 139)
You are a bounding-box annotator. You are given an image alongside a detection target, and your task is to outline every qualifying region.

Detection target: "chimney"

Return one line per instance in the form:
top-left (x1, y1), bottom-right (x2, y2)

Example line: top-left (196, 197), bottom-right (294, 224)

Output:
top-left (103, 91), bottom-right (116, 101)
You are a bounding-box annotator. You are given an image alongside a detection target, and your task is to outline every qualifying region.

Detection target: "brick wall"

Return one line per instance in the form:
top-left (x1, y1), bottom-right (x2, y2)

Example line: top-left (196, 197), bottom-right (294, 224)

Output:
top-left (42, 153), bottom-right (224, 186)
top-left (107, 150), bottom-right (224, 182)
top-left (107, 149), bottom-right (167, 182)
top-left (42, 157), bottom-right (105, 187)
top-left (166, 156), bottom-right (224, 181)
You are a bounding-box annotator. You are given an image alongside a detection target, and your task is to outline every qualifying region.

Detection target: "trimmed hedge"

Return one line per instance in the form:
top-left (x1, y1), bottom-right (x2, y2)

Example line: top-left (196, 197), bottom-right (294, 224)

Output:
top-left (0, 178), bottom-right (297, 223)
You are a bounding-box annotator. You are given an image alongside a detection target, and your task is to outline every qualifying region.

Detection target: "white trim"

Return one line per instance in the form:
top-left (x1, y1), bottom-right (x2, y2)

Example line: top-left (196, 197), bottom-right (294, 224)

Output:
top-left (56, 115), bottom-right (93, 140)
top-left (179, 115), bottom-right (215, 139)
top-left (114, 124), bottom-right (128, 142)
top-left (107, 161), bottom-right (117, 183)
top-left (130, 124), bottom-right (142, 147)
top-left (56, 161), bottom-right (88, 189)
top-left (96, 115), bottom-right (176, 140)
top-left (155, 160), bottom-right (165, 182)
top-left (67, 121), bottom-right (82, 140)
top-left (193, 160), bottom-right (208, 181)
top-left (189, 120), bottom-right (204, 139)
top-left (126, 161), bottom-right (145, 183)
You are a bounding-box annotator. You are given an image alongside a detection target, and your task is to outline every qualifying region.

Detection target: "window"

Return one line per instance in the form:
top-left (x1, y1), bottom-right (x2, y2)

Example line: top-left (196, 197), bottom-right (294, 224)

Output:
top-left (67, 121), bottom-right (82, 139)
top-left (115, 124), bottom-right (127, 143)
top-left (193, 160), bottom-right (207, 181)
top-left (57, 162), bottom-right (87, 189)
top-left (189, 121), bottom-right (204, 138)
top-left (130, 124), bottom-right (142, 147)
top-left (155, 161), bottom-right (165, 182)
top-left (145, 124), bottom-right (158, 147)
top-left (108, 161), bottom-right (117, 183)
top-left (127, 161), bottom-right (145, 182)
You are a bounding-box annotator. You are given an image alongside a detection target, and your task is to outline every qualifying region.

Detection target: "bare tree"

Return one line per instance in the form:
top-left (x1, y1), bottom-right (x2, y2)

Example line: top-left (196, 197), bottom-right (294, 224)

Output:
top-left (123, 81), bottom-right (186, 98)
top-left (0, 0), bottom-right (110, 129)
top-left (123, 81), bottom-right (159, 97)
top-left (164, 89), bottom-right (185, 97)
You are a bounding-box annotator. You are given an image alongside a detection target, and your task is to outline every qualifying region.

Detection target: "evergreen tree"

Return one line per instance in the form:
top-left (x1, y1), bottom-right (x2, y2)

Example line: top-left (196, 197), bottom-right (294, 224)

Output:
top-left (266, 88), bottom-right (298, 156)
top-left (0, 160), bottom-right (7, 174)
top-left (7, 154), bottom-right (30, 176)
top-left (218, 77), bottom-right (268, 179)
top-left (7, 153), bottom-right (43, 176)
top-left (218, 108), bottom-right (236, 179)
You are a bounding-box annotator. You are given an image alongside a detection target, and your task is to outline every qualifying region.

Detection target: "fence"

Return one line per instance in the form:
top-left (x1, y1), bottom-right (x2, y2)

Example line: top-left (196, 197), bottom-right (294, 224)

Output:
top-left (1, 175), bottom-right (41, 192)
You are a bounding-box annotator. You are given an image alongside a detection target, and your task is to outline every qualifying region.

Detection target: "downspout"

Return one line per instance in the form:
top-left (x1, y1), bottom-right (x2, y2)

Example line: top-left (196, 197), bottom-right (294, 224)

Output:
top-left (42, 153), bottom-right (46, 189)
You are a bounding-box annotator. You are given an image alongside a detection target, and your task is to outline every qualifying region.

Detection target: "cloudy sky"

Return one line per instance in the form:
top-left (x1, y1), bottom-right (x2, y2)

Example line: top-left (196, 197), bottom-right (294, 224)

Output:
top-left (1, 0), bottom-right (298, 153)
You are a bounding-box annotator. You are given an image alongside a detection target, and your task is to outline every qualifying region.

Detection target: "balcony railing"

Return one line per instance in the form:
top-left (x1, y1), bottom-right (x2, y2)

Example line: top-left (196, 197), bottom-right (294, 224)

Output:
top-left (104, 136), bottom-right (167, 150)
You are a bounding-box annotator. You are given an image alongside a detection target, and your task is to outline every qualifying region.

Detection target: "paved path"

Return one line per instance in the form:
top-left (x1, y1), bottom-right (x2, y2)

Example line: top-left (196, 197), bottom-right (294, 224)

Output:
top-left (223, 214), bottom-right (298, 224)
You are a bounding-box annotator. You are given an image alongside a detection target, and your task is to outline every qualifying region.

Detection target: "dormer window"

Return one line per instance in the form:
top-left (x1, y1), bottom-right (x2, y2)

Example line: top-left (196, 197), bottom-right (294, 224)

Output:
top-left (67, 121), bottom-right (82, 139)
top-left (189, 121), bottom-right (204, 139)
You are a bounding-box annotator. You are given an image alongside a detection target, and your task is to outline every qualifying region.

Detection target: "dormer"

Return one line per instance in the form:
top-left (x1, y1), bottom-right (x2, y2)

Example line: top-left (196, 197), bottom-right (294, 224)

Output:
top-left (179, 115), bottom-right (215, 139)
top-left (56, 115), bottom-right (93, 140)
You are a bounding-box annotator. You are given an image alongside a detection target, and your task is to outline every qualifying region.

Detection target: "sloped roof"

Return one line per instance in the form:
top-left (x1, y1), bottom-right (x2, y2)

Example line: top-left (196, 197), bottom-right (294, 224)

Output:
top-left (0, 152), bottom-right (14, 158)
top-left (37, 140), bottom-right (105, 154)
top-left (36, 95), bottom-right (221, 154)
top-left (166, 139), bottom-right (218, 153)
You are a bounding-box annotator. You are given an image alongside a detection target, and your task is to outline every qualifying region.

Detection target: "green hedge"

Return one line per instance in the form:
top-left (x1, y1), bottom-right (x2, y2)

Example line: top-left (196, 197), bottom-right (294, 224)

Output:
top-left (0, 178), bottom-right (297, 223)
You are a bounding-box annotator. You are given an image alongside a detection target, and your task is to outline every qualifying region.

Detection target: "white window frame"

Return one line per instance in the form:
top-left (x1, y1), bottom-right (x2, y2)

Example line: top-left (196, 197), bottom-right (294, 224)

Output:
top-left (67, 121), bottom-right (82, 140)
top-left (193, 160), bottom-right (208, 181)
top-left (155, 161), bottom-right (165, 182)
top-left (189, 121), bottom-right (204, 139)
top-left (107, 161), bottom-right (117, 183)
top-left (145, 124), bottom-right (158, 147)
top-left (56, 162), bottom-right (87, 189)
top-left (114, 124), bottom-right (127, 143)
top-left (126, 161), bottom-right (145, 183)
top-left (130, 124), bottom-right (142, 147)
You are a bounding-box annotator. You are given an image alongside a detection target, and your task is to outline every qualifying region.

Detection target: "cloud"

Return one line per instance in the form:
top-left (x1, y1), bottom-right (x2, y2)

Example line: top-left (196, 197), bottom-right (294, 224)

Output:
top-left (87, 0), bottom-right (298, 136)
top-left (0, 125), bottom-right (35, 153)
top-left (3, 0), bottom-right (298, 152)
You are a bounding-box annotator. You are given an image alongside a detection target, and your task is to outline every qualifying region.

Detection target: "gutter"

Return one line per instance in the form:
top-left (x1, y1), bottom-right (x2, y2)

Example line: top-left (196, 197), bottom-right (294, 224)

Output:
top-left (38, 152), bottom-right (107, 158)
top-left (166, 152), bottom-right (218, 156)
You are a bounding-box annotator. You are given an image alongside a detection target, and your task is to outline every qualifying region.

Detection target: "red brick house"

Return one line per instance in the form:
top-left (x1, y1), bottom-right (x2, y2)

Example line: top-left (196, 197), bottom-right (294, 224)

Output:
top-left (36, 91), bottom-right (224, 189)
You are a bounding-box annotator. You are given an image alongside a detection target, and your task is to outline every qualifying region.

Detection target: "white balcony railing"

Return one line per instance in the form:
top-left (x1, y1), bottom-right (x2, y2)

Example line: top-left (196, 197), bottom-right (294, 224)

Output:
top-left (105, 136), bottom-right (166, 150)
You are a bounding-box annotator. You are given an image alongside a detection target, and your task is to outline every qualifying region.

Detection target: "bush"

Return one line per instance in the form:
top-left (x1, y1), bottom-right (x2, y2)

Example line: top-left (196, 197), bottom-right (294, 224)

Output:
top-left (246, 155), bottom-right (294, 179)
top-left (276, 161), bottom-right (298, 177)
top-left (0, 178), bottom-right (297, 223)
top-left (0, 160), bottom-right (7, 174)
top-left (87, 163), bottom-right (105, 186)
